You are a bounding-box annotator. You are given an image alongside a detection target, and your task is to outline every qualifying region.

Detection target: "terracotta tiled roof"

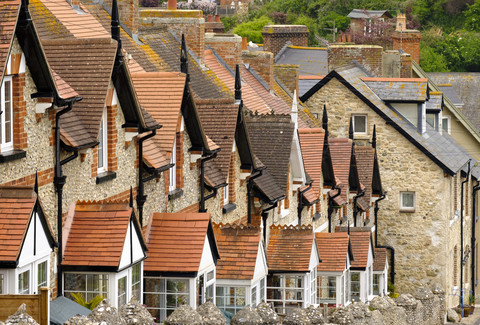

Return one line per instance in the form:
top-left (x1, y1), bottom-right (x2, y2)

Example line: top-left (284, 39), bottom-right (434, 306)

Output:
top-left (144, 213), bottom-right (213, 273)
top-left (245, 113), bottom-right (294, 194)
top-left (52, 70), bottom-right (79, 99)
top-left (355, 146), bottom-right (375, 205)
top-left (63, 201), bottom-right (135, 268)
top-left (316, 232), bottom-right (350, 272)
top-left (329, 138), bottom-right (353, 202)
top-left (373, 247), bottom-right (387, 271)
top-left (142, 138), bottom-right (170, 170)
top-left (0, 0), bottom-right (19, 81)
top-left (253, 169), bottom-right (285, 203)
top-left (196, 98), bottom-right (238, 186)
top-left (204, 50), bottom-right (270, 114)
top-left (213, 223), bottom-right (262, 280)
top-left (299, 184), bottom-right (318, 204)
top-left (298, 128), bottom-right (325, 197)
top-left (267, 225), bottom-right (317, 272)
top-left (131, 72), bottom-right (186, 160)
top-left (0, 187), bottom-right (38, 263)
top-left (30, 0), bottom-right (75, 39)
top-left (346, 230), bottom-right (372, 269)
top-left (179, 203), bottom-right (200, 213)
top-left (42, 38), bottom-right (118, 148)
top-left (37, 0), bottom-right (109, 39)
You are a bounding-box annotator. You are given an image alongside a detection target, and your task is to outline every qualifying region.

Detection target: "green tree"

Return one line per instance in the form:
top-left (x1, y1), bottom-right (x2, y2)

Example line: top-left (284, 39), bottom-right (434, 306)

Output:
top-left (233, 15), bottom-right (273, 43)
top-left (464, 0), bottom-right (480, 31)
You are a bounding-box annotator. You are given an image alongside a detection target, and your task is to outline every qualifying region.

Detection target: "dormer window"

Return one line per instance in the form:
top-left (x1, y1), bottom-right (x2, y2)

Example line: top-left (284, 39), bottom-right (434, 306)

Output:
top-left (97, 109), bottom-right (108, 174)
top-left (352, 115), bottom-right (367, 135)
top-left (0, 76), bottom-right (13, 152)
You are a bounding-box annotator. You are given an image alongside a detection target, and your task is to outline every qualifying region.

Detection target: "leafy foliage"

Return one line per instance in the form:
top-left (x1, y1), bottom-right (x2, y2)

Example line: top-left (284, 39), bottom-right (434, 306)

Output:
top-left (233, 15), bottom-right (273, 43)
top-left (70, 293), bottom-right (104, 310)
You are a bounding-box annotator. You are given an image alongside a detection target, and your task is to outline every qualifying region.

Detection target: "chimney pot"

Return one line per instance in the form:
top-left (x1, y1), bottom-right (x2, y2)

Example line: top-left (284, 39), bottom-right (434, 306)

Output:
top-left (215, 14), bottom-right (221, 22)
top-left (241, 37), bottom-right (247, 50)
top-left (168, 0), bottom-right (177, 10)
top-left (207, 14), bottom-right (213, 22)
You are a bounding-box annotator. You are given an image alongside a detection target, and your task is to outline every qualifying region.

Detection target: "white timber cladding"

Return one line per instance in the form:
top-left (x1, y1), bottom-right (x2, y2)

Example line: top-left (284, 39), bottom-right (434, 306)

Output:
top-left (253, 242), bottom-right (268, 284)
top-left (309, 240), bottom-right (320, 271)
top-left (198, 235), bottom-right (215, 274)
top-left (119, 219), bottom-right (146, 270)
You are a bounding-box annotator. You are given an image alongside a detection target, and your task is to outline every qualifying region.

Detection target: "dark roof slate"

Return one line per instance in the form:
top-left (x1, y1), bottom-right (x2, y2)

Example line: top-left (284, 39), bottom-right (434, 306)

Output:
top-left (275, 46), bottom-right (328, 76)
top-left (362, 78), bottom-right (428, 102)
top-left (347, 9), bottom-right (392, 19)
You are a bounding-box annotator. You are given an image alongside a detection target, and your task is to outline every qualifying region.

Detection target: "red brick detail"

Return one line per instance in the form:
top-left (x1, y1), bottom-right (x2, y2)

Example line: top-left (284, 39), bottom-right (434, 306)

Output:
top-left (205, 36), bottom-right (242, 71)
top-left (329, 46), bottom-right (383, 77)
top-left (262, 25), bottom-right (309, 57)
top-left (454, 245), bottom-right (458, 286)
top-left (241, 51), bottom-right (274, 90)
top-left (228, 153), bottom-right (236, 203)
top-left (176, 132), bottom-right (184, 189)
top-left (91, 146), bottom-right (98, 178)
top-left (164, 170), bottom-right (169, 196)
top-left (12, 73), bottom-right (27, 150)
top-left (284, 167), bottom-right (290, 210)
top-left (400, 53), bottom-right (412, 78)
top-left (2, 168), bottom-right (54, 187)
top-left (102, 0), bottom-right (139, 36)
top-left (107, 105), bottom-right (118, 172)
top-left (392, 30), bottom-right (421, 64)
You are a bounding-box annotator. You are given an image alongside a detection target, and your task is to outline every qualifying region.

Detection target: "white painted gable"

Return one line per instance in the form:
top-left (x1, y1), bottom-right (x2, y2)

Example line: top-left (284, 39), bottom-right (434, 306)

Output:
top-left (252, 241), bottom-right (268, 283)
top-left (366, 240), bottom-right (374, 268)
top-left (309, 240), bottom-right (320, 271)
top-left (18, 212), bottom-right (52, 268)
top-left (119, 219), bottom-right (146, 270)
top-left (198, 235), bottom-right (215, 273)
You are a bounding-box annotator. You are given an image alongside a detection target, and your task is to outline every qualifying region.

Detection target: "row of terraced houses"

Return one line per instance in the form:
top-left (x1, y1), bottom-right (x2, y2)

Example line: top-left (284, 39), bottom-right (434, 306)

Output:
top-left (1, 0), bottom-right (480, 323)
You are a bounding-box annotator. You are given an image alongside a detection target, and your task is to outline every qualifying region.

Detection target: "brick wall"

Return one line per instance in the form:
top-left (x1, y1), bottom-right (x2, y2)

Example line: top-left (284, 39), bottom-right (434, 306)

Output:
top-left (241, 50), bottom-right (274, 90)
top-left (140, 9), bottom-right (205, 63)
top-left (3, 168), bottom-right (54, 187)
top-left (107, 104), bottom-right (118, 172)
top-left (328, 44), bottom-right (383, 77)
top-left (392, 30), bottom-right (421, 64)
top-left (176, 131), bottom-right (184, 189)
top-left (102, 0), bottom-right (139, 36)
top-left (262, 25), bottom-right (309, 57)
top-left (12, 73), bottom-right (27, 150)
top-left (205, 22), bottom-right (225, 34)
top-left (274, 64), bottom-right (299, 95)
top-left (205, 33), bottom-right (242, 71)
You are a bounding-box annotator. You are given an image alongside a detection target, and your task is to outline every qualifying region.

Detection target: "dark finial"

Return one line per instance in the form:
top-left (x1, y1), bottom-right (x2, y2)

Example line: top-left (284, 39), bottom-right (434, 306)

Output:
top-left (349, 116), bottom-right (354, 140)
top-left (180, 34), bottom-right (189, 77)
top-left (322, 105), bottom-right (328, 132)
top-left (111, 0), bottom-right (122, 60)
top-left (129, 187), bottom-right (134, 208)
top-left (34, 171), bottom-right (38, 194)
top-left (347, 220), bottom-right (350, 235)
top-left (372, 124), bottom-right (377, 149)
top-left (235, 64), bottom-right (242, 102)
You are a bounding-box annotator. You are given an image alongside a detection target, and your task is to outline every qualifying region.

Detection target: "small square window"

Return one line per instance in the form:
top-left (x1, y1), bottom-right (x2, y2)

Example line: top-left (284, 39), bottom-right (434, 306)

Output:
top-left (352, 115), bottom-right (367, 134)
top-left (400, 192), bottom-right (415, 211)
top-left (442, 116), bottom-right (450, 134)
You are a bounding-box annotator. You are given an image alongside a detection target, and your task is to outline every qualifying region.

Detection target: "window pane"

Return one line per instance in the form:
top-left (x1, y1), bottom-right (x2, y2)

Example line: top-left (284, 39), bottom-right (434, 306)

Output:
top-left (118, 276), bottom-right (127, 306)
top-left (426, 113), bottom-right (435, 128)
top-left (442, 118), bottom-right (449, 133)
top-left (354, 115), bottom-right (366, 133)
top-left (4, 80), bottom-right (12, 144)
top-left (402, 192), bottom-right (414, 208)
top-left (37, 261), bottom-right (47, 290)
top-left (18, 270), bottom-right (30, 294)
top-left (64, 273), bottom-right (108, 302)
top-left (131, 263), bottom-right (141, 301)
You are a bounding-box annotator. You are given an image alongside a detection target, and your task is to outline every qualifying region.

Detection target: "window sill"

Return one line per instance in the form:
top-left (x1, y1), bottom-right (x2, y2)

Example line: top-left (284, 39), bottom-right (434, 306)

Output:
top-left (353, 133), bottom-right (369, 140)
top-left (96, 171), bottom-right (117, 184)
top-left (168, 188), bottom-right (183, 201)
top-left (222, 203), bottom-right (236, 214)
top-left (0, 149), bottom-right (26, 163)
top-left (399, 208), bottom-right (415, 213)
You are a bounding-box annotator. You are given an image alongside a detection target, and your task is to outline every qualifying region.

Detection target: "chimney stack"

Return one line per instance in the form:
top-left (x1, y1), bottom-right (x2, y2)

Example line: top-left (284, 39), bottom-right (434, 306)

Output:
top-left (167, 0), bottom-right (177, 10)
top-left (396, 13), bottom-right (406, 31)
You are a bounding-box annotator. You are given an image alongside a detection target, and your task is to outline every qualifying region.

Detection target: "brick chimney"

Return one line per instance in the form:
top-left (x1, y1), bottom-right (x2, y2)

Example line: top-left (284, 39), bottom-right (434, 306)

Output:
top-left (205, 33), bottom-right (242, 70)
top-left (101, 0), bottom-right (139, 38)
top-left (139, 6), bottom-right (205, 63)
top-left (328, 44), bottom-right (383, 77)
top-left (241, 50), bottom-right (274, 90)
top-left (382, 50), bottom-right (412, 78)
top-left (262, 25), bottom-right (309, 57)
top-left (392, 29), bottom-right (421, 64)
top-left (396, 13), bottom-right (406, 32)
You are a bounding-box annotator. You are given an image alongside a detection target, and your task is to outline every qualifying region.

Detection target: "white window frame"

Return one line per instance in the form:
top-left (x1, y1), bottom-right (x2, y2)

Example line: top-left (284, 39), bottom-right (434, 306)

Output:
top-left (442, 116), bottom-right (451, 134)
top-left (169, 138), bottom-right (176, 192)
top-left (350, 271), bottom-right (361, 302)
top-left (352, 114), bottom-right (367, 135)
top-left (64, 272), bottom-right (110, 302)
top-left (267, 274), bottom-right (306, 314)
top-left (1, 76), bottom-right (13, 152)
top-left (97, 109), bottom-right (108, 173)
top-left (34, 257), bottom-right (49, 293)
top-left (144, 276), bottom-right (190, 322)
top-left (17, 266), bottom-right (31, 295)
top-left (317, 274), bottom-right (337, 304)
top-left (224, 176), bottom-right (229, 205)
top-left (400, 191), bottom-right (415, 212)
top-left (216, 285), bottom-right (247, 314)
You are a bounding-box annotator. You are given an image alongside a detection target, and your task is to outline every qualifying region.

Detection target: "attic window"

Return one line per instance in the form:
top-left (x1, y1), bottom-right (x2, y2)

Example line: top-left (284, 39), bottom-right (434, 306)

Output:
top-left (352, 115), bottom-right (367, 134)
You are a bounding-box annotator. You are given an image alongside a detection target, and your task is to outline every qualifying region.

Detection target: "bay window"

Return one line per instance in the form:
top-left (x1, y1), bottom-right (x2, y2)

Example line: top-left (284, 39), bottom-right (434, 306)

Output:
top-left (64, 273), bottom-right (109, 302)
top-left (267, 274), bottom-right (305, 314)
top-left (144, 277), bottom-right (189, 322)
top-left (317, 275), bottom-right (336, 303)
top-left (216, 286), bottom-right (246, 315)
top-left (350, 272), bottom-right (360, 302)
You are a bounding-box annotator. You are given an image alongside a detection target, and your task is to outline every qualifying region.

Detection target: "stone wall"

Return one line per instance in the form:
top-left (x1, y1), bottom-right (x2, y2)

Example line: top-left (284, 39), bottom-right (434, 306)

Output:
top-left (262, 25), bottom-right (309, 57)
top-left (241, 50), bottom-right (274, 90)
top-left (205, 33), bottom-right (242, 71)
top-left (328, 45), bottom-right (383, 77)
top-left (303, 77), bottom-right (464, 301)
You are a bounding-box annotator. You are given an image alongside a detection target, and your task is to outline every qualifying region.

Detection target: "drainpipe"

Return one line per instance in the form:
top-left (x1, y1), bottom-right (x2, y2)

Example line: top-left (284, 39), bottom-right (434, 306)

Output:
top-left (472, 181), bottom-right (480, 297)
top-left (136, 129), bottom-right (156, 227)
top-left (328, 186), bottom-right (341, 233)
top-left (54, 102), bottom-right (79, 297)
top-left (247, 169), bottom-right (263, 224)
top-left (297, 182), bottom-right (312, 226)
top-left (461, 160), bottom-right (472, 307)
top-left (374, 193), bottom-right (395, 285)
top-left (353, 189), bottom-right (366, 227)
top-left (199, 152), bottom-right (218, 212)
top-left (262, 202), bottom-right (278, 245)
